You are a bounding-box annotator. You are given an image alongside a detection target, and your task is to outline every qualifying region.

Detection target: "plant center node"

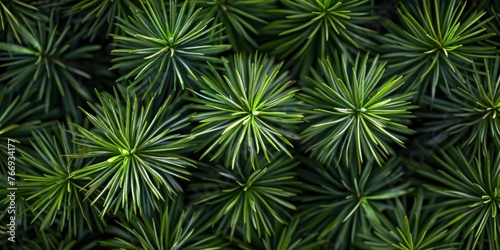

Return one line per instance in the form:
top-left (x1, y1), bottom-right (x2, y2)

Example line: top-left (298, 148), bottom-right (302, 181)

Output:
top-left (120, 148), bottom-right (136, 157)
top-left (358, 195), bottom-right (366, 202)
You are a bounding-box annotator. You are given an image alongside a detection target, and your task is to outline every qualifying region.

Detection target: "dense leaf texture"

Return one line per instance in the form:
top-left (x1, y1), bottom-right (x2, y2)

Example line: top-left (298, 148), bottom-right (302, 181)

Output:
top-left (380, 0), bottom-right (496, 101)
top-left (297, 156), bottom-right (412, 249)
top-left (358, 193), bottom-right (462, 249)
top-left (197, 0), bottom-right (276, 51)
top-left (485, 2), bottom-right (500, 48)
top-left (422, 57), bottom-right (500, 153)
top-left (0, 88), bottom-right (55, 174)
top-left (414, 146), bottom-right (500, 249)
top-left (1, 0), bottom-right (500, 249)
top-left (234, 216), bottom-right (324, 250)
top-left (71, 90), bottom-right (195, 219)
top-left (262, 0), bottom-right (378, 76)
top-left (111, 0), bottom-right (230, 95)
top-left (17, 124), bottom-right (102, 235)
top-left (0, 11), bottom-right (99, 116)
top-left (1, 225), bottom-right (98, 250)
top-left (101, 196), bottom-right (228, 250)
top-left (63, 0), bottom-right (140, 41)
top-left (187, 53), bottom-right (303, 169)
top-left (0, 0), bottom-right (38, 43)
top-left (300, 53), bottom-right (416, 168)
top-left (189, 155), bottom-right (300, 243)
top-left (0, 89), bottom-right (45, 137)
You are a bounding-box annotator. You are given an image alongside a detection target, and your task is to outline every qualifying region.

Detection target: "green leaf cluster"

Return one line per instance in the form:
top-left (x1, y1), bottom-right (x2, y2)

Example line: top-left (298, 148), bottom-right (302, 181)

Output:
top-left (300, 52), bottom-right (416, 168)
top-left (1, 0), bottom-right (500, 249)
top-left (110, 0), bottom-right (230, 95)
top-left (70, 90), bottom-right (195, 219)
top-left (187, 52), bottom-right (303, 168)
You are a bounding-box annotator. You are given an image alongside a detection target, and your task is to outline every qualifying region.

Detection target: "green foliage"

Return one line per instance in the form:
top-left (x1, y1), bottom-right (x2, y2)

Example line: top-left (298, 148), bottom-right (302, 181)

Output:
top-left (187, 53), bottom-right (303, 169)
top-left (485, 3), bottom-right (500, 48)
top-left (2, 0), bottom-right (500, 249)
top-left (357, 192), bottom-right (462, 249)
top-left (63, 0), bottom-right (140, 41)
top-left (297, 156), bottom-right (412, 249)
top-left (0, 10), bottom-right (100, 116)
top-left (300, 52), bottom-right (416, 168)
top-left (110, 0), bottom-right (230, 96)
top-left (413, 146), bottom-right (500, 249)
top-left (17, 124), bottom-right (103, 234)
top-left (0, 89), bottom-right (46, 139)
top-left (0, 0), bottom-right (38, 43)
top-left (101, 196), bottom-right (229, 250)
top-left (70, 90), bottom-right (196, 219)
top-left (235, 216), bottom-right (324, 250)
top-left (197, 0), bottom-right (276, 51)
top-left (421, 57), bottom-right (500, 153)
top-left (380, 0), bottom-right (496, 101)
top-left (188, 155), bottom-right (300, 243)
top-left (0, 89), bottom-right (56, 176)
top-left (3, 225), bottom-right (98, 250)
top-left (262, 0), bottom-right (378, 76)
top-left (0, 169), bottom-right (30, 235)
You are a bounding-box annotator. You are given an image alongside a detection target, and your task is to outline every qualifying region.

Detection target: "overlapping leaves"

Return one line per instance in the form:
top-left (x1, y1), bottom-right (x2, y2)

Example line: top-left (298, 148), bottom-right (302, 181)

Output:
top-left (187, 52), bottom-right (303, 169)
top-left (300, 52), bottom-right (416, 168)
top-left (234, 216), bottom-right (324, 250)
top-left (379, 0), bottom-right (496, 101)
top-left (197, 0), bottom-right (276, 51)
top-left (357, 192), bottom-right (461, 249)
top-left (421, 57), bottom-right (500, 154)
top-left (188, 155), bottom-right (300, 243)
top-left (297, 156), bottom-right (412, 249)
top-left (17, 124), bottom-right (103, 235)
top-left (0, 89), bottom-right (44, 138)
top-left (0, 0), bottom-right (39, 43)
top-left (63, 0), bottom-right (140, 41)
top-left (0, 10), bottom-right (100, 116)
top-left (111, 0), bottom-right (230, 96)
top-left (101, 196), bottom-right (228, 250)
top-left (1, 0), bottom-right (500, 248)
top-left (261, 0), bottom-right (378, 76)
top-left (71, 90), bottom-right (195, 219)
top-left (413, 146), bottom-right (500, 249)
top-left (0, 89), bottom-right (57, 175)
top-left (1, 224), bottom-right (98, 250)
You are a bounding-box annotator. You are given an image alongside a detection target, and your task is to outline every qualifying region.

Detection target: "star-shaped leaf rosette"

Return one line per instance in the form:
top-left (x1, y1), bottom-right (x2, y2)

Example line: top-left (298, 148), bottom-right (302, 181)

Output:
top-left (186, 52), bottom-right (303, 169)
top-left (412, 145), bottom-right (500, 249)
top-left (421, 57), bottom-right (500, 154)
top-left (16, 124), bottom-right (103, 235)
top-left (378, 0), bottom-right (496, 102)
top-left (188, 155), bottom-right (300, 243)
top-left (70, 89), bottom-right (196, 219)
top-left (110, 0), bottom-right (230, 96)
top-left (261, 0), bottom-right (379, 77)
top-left (299, 52), bottom-right (417, 169)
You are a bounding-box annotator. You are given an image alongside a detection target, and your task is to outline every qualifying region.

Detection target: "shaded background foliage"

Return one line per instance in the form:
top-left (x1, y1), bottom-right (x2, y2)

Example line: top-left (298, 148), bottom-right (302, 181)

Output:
top-left (0, 0), bottom-right (499, 249)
